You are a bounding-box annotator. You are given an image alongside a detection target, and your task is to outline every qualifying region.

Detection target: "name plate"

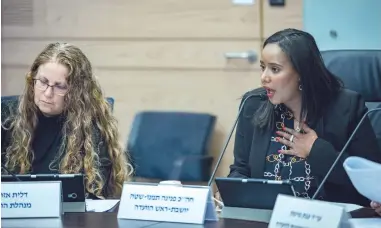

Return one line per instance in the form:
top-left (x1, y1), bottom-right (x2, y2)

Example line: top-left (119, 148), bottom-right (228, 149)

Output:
top-left (1, 181), bottom-right (62, 218)
top-left (269, 194), bottom-right (350, 228)
top-left (117, 182), bottom-right (218, 224)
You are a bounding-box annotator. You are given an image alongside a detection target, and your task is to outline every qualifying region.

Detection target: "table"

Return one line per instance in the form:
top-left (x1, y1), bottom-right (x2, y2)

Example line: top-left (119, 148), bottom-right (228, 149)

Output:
top-left (2, 213), bottom-right (267, 228)
top-left (2, 208), bottom-right (377, 228)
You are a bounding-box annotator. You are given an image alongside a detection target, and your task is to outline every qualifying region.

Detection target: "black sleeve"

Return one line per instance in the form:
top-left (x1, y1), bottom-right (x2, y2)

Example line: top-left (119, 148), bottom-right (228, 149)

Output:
top-left (228, 94), bottom-right (258, 178)
top-left (308, 93), bottom-right (381, 186)
top-left (98, 139), bottom-right (113, 198)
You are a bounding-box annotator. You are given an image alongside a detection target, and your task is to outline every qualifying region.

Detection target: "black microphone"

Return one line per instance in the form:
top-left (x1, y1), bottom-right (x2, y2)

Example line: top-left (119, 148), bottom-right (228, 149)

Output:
top-left (1, 163), bottom-right (22, 181)
top-left (207, 92), bottom-right (267, 186)
top-left (312, 108), bottom-right (381, 199)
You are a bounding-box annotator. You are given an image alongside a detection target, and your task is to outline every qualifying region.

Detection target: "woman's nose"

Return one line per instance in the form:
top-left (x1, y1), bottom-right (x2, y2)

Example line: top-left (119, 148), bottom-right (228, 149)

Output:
top-left (44, 86), bottom-right (54, 97)
top-left (261, 71), bottom-right (270, 85)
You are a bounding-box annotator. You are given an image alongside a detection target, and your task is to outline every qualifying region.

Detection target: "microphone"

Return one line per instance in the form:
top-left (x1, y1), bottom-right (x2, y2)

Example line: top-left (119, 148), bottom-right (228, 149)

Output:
top-left (312, 108), bottom-right (381, 199)
top-left (1, 163), bottom-right (22, 181)
top-left (207, 92), bottom-right (267, 186)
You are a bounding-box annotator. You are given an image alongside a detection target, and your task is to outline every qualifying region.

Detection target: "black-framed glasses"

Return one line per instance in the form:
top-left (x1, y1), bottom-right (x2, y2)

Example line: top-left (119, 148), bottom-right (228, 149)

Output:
top-left (33, 79), bottom-right (68, 96)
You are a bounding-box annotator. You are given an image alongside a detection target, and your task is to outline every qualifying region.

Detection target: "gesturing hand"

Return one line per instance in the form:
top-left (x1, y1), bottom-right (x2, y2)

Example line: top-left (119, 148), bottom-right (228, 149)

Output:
top-left (371, 201), bottom-right (381, 216)
top-left (275, 124), bottom-right (318, 158)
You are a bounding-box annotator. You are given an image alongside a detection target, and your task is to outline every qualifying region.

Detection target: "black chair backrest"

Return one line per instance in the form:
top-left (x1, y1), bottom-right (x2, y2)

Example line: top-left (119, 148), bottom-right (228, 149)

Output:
top-left (105, 97), bottom-right (114, 112)
top-left (127, 111), bottom-right (216, 181)
top-left (321, 50), bottom-right (381, 149)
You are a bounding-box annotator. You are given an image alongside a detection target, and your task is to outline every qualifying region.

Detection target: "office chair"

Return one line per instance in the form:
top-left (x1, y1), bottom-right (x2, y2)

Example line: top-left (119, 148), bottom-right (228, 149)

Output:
top-left (321, 50), bottom-right (381, 149)
top-left (127, 111), bottom-right (216, 182)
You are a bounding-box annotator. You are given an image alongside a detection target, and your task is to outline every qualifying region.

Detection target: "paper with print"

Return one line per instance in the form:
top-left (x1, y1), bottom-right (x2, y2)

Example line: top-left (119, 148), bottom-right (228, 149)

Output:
top-left (343, 156), bottom-right (381, 203)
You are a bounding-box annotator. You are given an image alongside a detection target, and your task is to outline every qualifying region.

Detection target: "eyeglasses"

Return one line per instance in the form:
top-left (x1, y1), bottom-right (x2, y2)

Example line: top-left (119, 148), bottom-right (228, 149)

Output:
top-left (33, 79), bottom-right (68, 96)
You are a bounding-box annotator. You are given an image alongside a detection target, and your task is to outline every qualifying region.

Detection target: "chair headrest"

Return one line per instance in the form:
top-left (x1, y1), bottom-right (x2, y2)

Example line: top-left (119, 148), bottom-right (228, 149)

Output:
top-left (321, 50), bottom-right (381, 101)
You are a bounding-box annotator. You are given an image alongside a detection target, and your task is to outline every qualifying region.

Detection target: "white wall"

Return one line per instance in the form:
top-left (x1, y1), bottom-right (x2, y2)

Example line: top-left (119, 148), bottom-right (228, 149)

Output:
top-left (304, 0), bottom-right (381, 50)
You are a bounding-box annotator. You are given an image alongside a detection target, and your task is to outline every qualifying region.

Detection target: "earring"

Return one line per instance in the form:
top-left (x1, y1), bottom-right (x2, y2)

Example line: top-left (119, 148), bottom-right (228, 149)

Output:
top-left (299, 85), bottom-right (302, 91)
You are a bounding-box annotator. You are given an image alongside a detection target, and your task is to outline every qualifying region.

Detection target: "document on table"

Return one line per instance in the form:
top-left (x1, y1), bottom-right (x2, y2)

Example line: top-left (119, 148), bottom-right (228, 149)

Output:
top-left (335, 203), bottom-right (362, 212)
top-left (349, 218), bottom-right (381, 227)
top-left (86, 199), bottom-right (120, 212)
top-left (343, 156), bottom-right (381, 203)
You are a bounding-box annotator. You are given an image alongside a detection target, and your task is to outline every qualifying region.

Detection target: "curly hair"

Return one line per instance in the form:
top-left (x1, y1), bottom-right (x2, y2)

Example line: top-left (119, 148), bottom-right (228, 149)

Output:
top-left (3, 42), bottom-right (132, 198)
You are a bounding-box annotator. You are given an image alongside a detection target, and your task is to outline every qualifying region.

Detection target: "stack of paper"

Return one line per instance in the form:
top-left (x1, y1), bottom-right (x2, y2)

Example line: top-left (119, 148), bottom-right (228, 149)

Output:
top-left (349, 218), bottom-right (381, 227)
top-left (344, 157), bottom-right (381, 226)
top-left (343, 156), bottom-right (381, 203)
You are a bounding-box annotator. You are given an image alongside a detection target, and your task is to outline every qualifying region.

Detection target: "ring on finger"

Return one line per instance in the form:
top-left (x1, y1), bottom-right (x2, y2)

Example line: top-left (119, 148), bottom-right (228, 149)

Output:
top-left (289, 134), bottom-right (295, 142)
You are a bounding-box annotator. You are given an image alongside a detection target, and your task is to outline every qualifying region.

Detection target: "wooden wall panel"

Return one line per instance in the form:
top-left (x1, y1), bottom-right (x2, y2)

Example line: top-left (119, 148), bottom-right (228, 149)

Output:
top-left (1, 68), bottom-right (29, 94)
top-left (1, 0), bottom-right (303, 179)
top-left (3, 0), bottom-right (260, 39)
top-left (2, 40), bottom-right (261, 70)
top-left (263, 0), bottom-right (303, 37)
top-left (2, 68), bottom-right (262, 177)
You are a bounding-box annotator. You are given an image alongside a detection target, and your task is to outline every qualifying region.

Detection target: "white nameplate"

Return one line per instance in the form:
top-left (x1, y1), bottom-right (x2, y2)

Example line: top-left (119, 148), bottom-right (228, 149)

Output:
top-left (1, 181), bottom-right (62, 218)
top-left (117, 182), bottom-right (218, 224)
top-left (269, 194), bottom-right (351, 228)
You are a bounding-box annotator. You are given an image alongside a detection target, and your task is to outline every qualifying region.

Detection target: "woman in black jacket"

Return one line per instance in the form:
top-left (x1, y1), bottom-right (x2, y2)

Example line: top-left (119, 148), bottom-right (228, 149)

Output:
top-left (228, 28), bottom-right (381, 206)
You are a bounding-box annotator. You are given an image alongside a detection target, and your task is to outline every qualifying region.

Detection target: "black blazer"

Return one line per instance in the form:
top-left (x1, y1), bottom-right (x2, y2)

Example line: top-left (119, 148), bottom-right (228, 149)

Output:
top-left (229, 87), bottom-right (381, 206)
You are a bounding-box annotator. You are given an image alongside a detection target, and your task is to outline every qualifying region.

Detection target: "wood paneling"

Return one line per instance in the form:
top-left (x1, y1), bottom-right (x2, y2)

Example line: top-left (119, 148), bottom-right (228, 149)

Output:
top-left (1, 0), bottom-right (34, 27)
top-left (1, 0), bottom-right (303, 179)
top-left (2, 0), bottom-right (260, 39)
top-left (2, 40), bottom-right (261, 70)
top-left (2, 68), bottom-right (262, 177)
top-left (263, 0), bottom-right (303, 37)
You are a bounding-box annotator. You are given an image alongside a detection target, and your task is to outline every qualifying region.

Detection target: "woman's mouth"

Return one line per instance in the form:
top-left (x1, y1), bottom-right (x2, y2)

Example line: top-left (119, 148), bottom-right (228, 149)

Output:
top-left (41, 100), bottom-right (53, 105)
top-left (265, 88), bottom-right (275, 98)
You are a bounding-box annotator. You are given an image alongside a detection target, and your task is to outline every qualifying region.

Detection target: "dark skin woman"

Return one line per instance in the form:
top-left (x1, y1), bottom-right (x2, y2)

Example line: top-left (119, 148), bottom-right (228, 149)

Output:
top-left (215, 28), bottom-right (381, 207)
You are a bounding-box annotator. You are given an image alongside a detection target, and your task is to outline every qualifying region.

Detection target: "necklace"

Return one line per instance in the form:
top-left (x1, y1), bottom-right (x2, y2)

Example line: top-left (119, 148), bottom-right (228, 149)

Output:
top-left (270, 107), bottom-right (313, 198)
